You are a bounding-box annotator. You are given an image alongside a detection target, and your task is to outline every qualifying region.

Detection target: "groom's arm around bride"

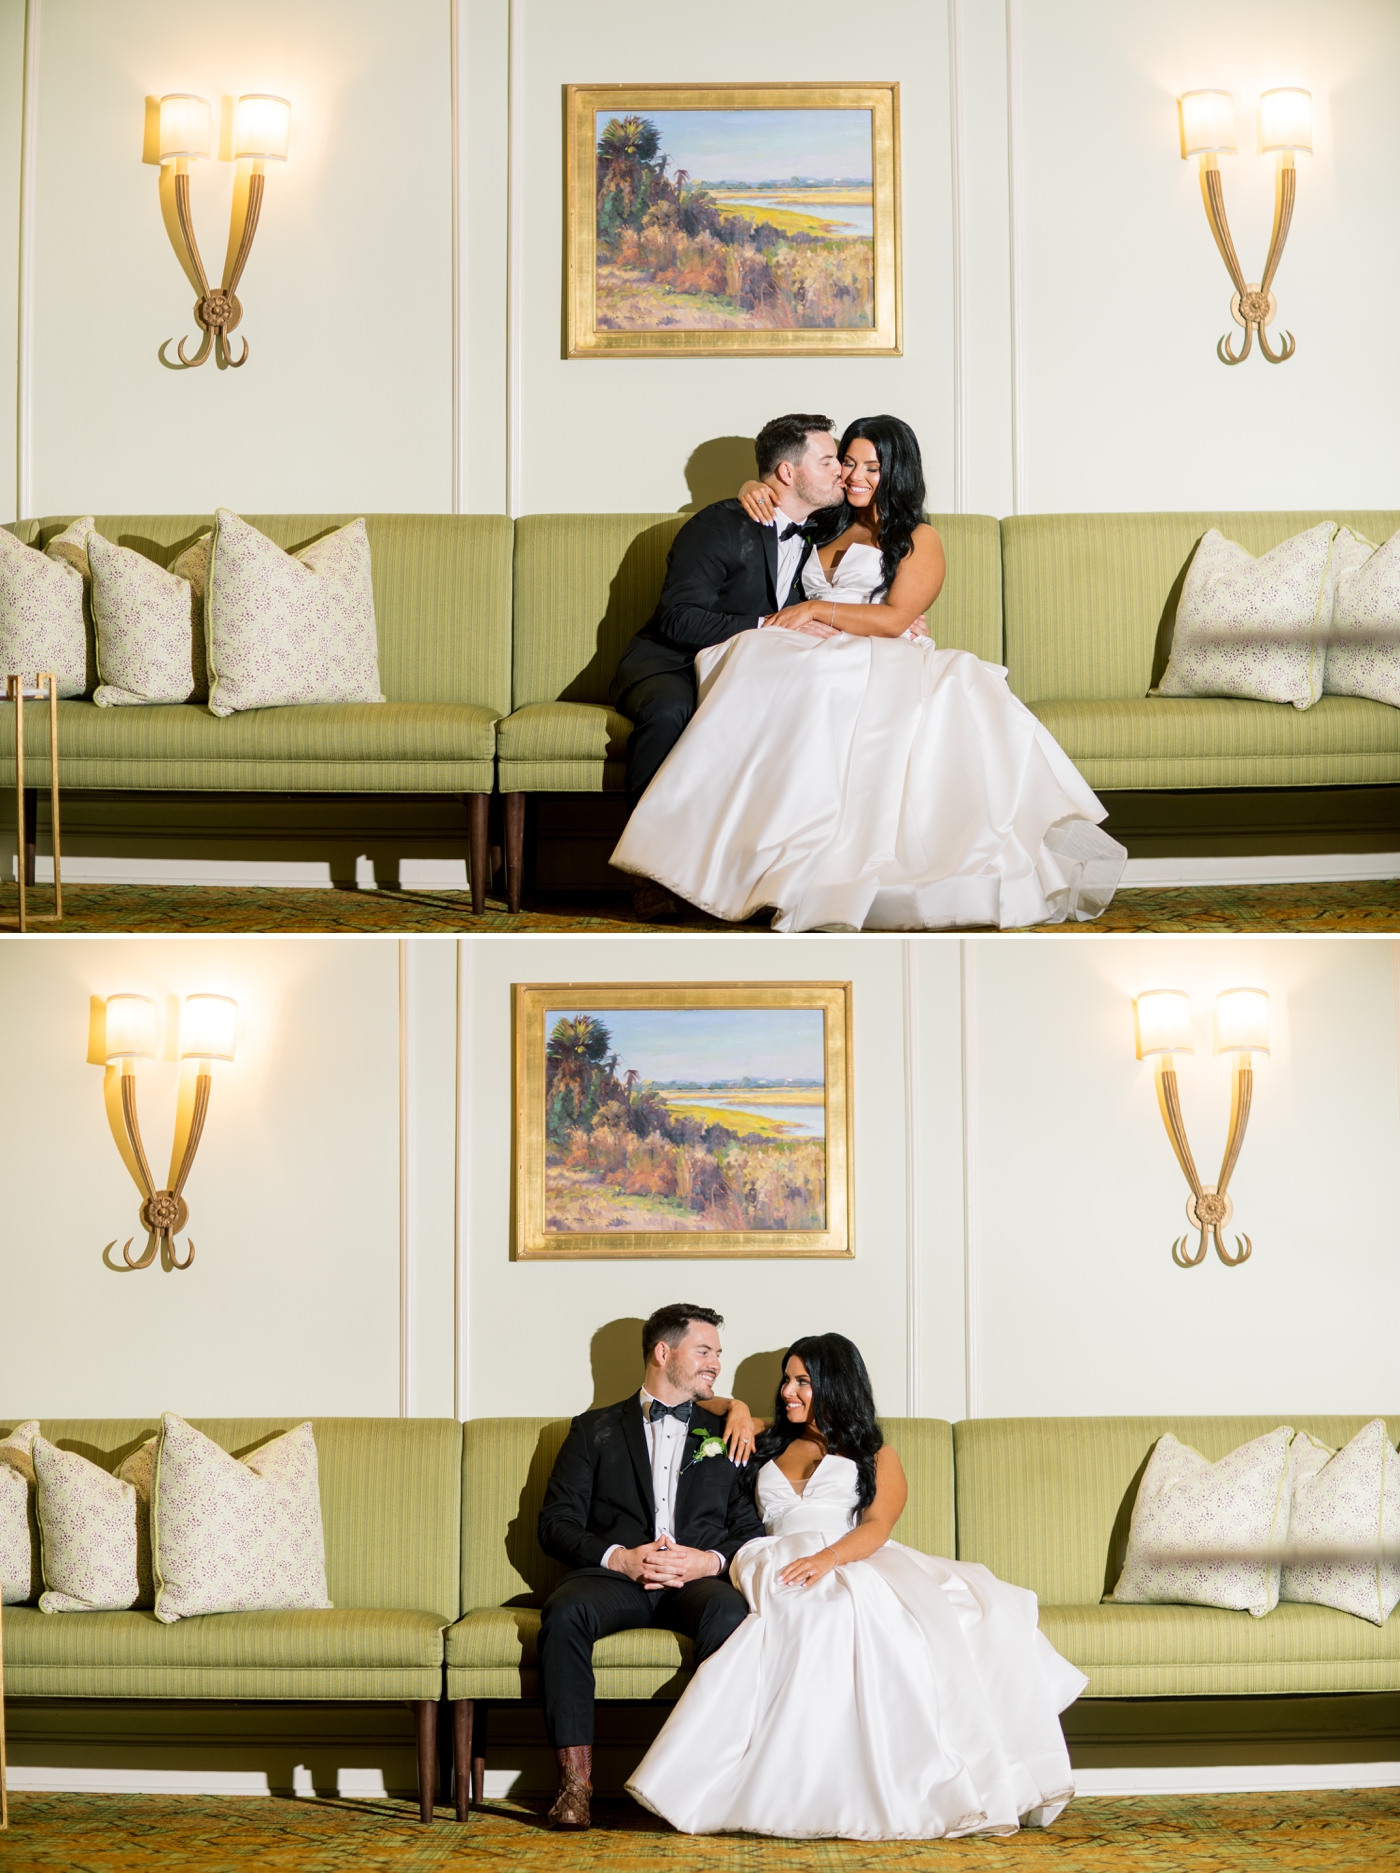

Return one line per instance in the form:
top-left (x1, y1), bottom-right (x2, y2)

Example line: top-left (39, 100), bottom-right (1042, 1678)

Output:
top-left (533, 1304), bottom-right (763, 1829)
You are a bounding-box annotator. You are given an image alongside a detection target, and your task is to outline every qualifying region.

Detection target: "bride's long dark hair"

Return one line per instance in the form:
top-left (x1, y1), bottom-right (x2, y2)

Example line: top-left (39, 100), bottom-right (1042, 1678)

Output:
top-left (812, 415), bottom-right (927, 601)
top-left (752, 1333), bottom-right (885, 1512)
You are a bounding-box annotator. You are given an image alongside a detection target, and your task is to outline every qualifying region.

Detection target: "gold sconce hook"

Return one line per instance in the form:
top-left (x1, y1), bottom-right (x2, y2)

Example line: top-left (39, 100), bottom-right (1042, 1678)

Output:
top-left (102, 993), bottom-right (238, 1271)
top-left (1179, 87), bottom-right (1310, 366)
top-left (153, 92), bottom-right (290, 371)
top-left (1135, 988), bottom-right (1268, 1268)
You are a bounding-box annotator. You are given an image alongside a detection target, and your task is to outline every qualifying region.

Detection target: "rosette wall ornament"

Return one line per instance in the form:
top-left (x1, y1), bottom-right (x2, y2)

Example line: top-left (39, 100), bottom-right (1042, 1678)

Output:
top-left (102, 993), bottom-right (238, 1271)
top-left (1133, 987), bottom-right (1269, 1268)
top-left (1178, 87), bottom-right (1311, 364)
top-left (155, 92), bottom-right (291, 368)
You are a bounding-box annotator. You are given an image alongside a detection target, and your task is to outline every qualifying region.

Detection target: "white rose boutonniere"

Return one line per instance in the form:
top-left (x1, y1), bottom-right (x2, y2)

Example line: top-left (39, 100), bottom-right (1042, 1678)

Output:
top-left (690, 1427), bottom-right (727, 1464)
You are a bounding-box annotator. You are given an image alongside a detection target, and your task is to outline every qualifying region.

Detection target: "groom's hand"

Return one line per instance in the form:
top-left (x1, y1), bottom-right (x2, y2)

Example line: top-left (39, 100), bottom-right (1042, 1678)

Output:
top-left (767, 601), bottom-right (839, 638)
top-left (640, 1539), bottom-right (722, 1589)
top-left (607, 1541), bottom-right (670, 1583)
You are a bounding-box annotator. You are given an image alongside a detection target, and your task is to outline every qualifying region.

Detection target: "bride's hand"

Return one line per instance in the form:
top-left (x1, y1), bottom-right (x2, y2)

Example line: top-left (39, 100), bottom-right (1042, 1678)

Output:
top-left (778, 1547), bottom-right (839, 1590)
top-left (907, 614), bottom-right (929, 640)
top-left (766, 601), bottom-right (839, 638)
top-left (738, 480), bottom-right (777, 524)
top-left (720, 1400), bottom-right (758, 1465)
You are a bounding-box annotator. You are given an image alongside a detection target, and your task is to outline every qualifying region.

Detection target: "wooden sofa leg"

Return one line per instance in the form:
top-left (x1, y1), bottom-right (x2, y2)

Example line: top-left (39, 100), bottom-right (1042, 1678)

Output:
top-left (415, 1697), bottom-right (437, 1823)
top-left (22, 787), bottom-right (37, 888)
top-left (503, 795), bottom-right (525, 914)
top-left (466, 793), bottom-right (490, 915)
top-left (452, 1699), bottom-right (473, 1821)
top-left (471, 1697), bottom-right (488, 1804)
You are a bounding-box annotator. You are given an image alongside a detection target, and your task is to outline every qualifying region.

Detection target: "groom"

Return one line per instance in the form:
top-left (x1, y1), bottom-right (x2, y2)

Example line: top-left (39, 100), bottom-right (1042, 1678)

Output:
top-left (609, 412), bottom-right (846, 808)
top-left (535, 1303), bottom-right (762, 1830)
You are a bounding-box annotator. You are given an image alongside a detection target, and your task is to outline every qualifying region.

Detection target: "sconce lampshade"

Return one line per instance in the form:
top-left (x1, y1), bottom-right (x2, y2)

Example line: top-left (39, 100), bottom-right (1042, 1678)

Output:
top-left (1258, 88), bottom-right (1312, 155)
top-left (1215, 987), bottom-right (1270, 1055)
top-left (1134, 989), bottom-right (1194, 1060)
top-left (158, 94), bottom-right (212, 162)
top-left (180, 994), bottom-right (239, 1063)
top-left (1179, 90), bottom-right (1238, 158)
top-left (105, 994), bottom-right (158, 1062)
top-left (234, 95), bottom-right (292, 162)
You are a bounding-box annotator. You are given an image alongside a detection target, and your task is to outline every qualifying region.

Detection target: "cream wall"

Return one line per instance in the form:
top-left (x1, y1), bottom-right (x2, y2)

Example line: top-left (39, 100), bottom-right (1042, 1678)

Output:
top-left (8, 0), bottom-right (1396, 522)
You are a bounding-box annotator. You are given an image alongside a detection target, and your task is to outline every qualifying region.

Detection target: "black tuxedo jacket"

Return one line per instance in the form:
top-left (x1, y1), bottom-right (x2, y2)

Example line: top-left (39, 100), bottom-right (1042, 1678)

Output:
top-left (537, 1394), bottom-right (764, 1573)
top-left (610, 498), bottom-right (815, 696)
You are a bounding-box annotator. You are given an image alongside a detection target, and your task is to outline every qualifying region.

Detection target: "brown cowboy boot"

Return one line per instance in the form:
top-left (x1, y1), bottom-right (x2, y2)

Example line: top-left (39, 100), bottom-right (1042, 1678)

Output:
top-left (547, 1745), bottom-right (592, 1830)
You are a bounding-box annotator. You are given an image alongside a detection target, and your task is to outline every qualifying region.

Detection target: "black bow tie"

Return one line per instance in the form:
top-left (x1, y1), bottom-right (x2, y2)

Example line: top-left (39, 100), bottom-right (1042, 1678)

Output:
top-left (648, 1399), bottom-right (692, 1424)
top-left (779, 521), bottom-right (816, 542)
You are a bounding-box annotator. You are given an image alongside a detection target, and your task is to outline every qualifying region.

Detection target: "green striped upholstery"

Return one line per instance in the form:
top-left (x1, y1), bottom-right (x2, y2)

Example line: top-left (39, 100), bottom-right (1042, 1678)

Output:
top-left (3, 515), bottom-right (512, 792)
top-left (499, 514), bottom-right (1004, 793)
top-left (1029, 695), bottom-right (1400, 790)
top-left (445, 1415), bottom-right (954, 1702)
top-left (1002, 510), bottom-right (1400, 704)
top-left (0, 1416), bottom-right (461, 1700)
top-left (955, 1416), bottom-right (1400, 1699)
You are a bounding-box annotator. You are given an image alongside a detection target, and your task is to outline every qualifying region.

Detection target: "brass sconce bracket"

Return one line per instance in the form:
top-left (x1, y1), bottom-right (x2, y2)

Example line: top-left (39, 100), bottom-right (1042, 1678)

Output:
top-left (1199, 154), bottom-right (1296, 367)
top-left (115, 1062), bottom-right (210, 1269)
top-left (158, 160), bottom-right (263, 370)
top-left (1155, 1058), bottom-right (1254, 1267)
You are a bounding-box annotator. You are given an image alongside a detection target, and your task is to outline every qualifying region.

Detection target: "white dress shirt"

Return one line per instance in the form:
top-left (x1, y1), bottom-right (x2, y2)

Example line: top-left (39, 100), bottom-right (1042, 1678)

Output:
top-left (600, 1389), bottom-right (727, 1578)
top-left (756, 510), bottom-right (812, 627)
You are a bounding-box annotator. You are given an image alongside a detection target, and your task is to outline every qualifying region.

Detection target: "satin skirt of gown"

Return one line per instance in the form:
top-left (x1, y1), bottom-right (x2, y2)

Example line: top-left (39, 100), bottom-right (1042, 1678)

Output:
top-left (626, 1455), bottom-right (1087, 1841)
top-left (610, 543), bottom-right (1127, 931)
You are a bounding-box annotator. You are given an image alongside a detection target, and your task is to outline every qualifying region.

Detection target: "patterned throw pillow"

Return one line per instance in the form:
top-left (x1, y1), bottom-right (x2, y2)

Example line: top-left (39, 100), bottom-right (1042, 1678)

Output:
top-left (1158, 523), bottom-right (1341, 710)
top-left (1281, 1420), bottom-right (1400, 1626)
top-left (0, 1420), bottom-right (40, 1604)
top-left (91, 532), bottom-right (211, 707)
top-left (1111, 1427), bottom-right (1299, 1617)
top-left (151, 1414), bottom-right (332, 1623)
top-left (1323, 528), bottom-right (1400, 709)
top-left (0, 519), bottom-right (95, 696)
top-left (33, 1435), bottom-right (157, 1612)
top-left (205, 510), bottom-right (383, 718)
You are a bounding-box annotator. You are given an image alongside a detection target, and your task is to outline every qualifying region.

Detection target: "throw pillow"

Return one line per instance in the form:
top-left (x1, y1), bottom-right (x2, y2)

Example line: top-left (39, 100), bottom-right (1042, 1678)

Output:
top-left (1111, 1426), bottom-right (1298, 1617)
top-left (151, 1414), bottom-right (332, 1623)
top-left (91, 532), bottom-right (211, 707)
top-left (204, 510), bottom-right (383, 717)
top-left (1157, 523), bottom-right (1340, 710)
top-left (1323, 528), bottom-right (1400, 709)
top-left (0, 1420), bottom-right (40, 1604)
top-left (1281, 1419), bottom-right (1400, 1626)
top-left (0, 519), bottom-right (94, 697)
top-left (33, 1435), bottom-right (157, 1612)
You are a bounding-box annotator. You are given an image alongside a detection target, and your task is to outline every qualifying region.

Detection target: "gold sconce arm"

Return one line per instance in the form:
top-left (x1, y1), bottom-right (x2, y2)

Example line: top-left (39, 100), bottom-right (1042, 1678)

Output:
top-left (113, 1064), bottom-right (203, 1271)
top-left (1153, 1054), bottom-right (1254, 1269)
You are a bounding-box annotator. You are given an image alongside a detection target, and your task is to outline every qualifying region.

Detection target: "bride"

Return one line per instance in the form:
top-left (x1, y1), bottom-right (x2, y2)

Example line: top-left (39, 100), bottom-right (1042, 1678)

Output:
top-left (610, 416), bottom-right (1126, 930)
top-left (626, 1334), bottom-right (1086, 1840)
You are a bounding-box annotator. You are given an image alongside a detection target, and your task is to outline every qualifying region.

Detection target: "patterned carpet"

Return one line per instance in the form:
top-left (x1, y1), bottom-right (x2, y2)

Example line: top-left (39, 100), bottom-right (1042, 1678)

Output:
top-left (2, 879), bottom-right (1399, 934)
top-left (1, 1791), bottom-right (1397, 1871)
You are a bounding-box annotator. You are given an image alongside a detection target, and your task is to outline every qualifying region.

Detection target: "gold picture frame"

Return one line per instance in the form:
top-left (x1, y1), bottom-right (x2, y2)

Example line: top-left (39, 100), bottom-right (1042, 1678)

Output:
top-left (566, 83), bottom-right (901, 358)
top-left (513, 982), bottom-right (854, 1259)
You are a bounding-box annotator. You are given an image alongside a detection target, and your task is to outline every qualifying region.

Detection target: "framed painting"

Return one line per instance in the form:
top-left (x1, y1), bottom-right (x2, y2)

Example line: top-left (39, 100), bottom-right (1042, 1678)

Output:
top-left (566, 83), bottom-right (900, 358)
top-left (513, 982), bottom-right (854, 1258)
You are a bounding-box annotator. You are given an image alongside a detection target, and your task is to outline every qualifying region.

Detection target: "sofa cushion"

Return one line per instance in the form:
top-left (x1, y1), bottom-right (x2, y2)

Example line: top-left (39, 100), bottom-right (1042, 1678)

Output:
top-left (0, 700), bottom-right (499, 792)
top-left (1038, 1601), bottom-right (1400, 1698)
top-left (496, 702), bottom-right (631, 793)
top-left (0, 1420), bottom-right (39, 1604)
top-left (1028, 696), bottom-right (1400, 790)
top-left (446, 1604), bottom-right (689, 1674)
top-left (1002, 510), bottom-right (1400, 704)
top-left (0, 520), bottom-right (91, 696)
top-left (90, 532), bottom-right (210, 707)
top-left (1, 1604), bottom-right (447, 1700)
top-left (34, 1435), bottom-right (156, 1613)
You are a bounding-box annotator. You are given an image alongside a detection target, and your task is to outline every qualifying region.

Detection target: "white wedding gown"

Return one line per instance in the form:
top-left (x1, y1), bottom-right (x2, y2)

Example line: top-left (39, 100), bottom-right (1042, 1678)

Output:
top-left (625, 1454), bottom-right (1086, 1841)
top-left (611, 543), bottom-right (1126, 930)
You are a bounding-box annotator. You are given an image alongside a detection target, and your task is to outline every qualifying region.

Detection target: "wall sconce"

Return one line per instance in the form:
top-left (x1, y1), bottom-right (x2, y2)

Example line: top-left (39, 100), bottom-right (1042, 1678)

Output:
top-left (1134, 987), bottom-right (1269, 1267)
top-left (1178, 86), bottom-right (1311, 365)
top-left (104, 992), bottom-right (238, 1270)
top-left (155, 91), bottom-right (291, 369)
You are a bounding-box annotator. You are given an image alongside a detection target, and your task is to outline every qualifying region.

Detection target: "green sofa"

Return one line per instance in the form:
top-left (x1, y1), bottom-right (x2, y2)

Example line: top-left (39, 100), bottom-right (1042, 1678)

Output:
top-left (442, 1414), bottom-right (956, 1822)
top-left (955, 1415), bottom-right (1400, 1697)
top-left (1, 1416), bottom-right (462, 1822)
top-left (1, 515), bottom-right (514, 912)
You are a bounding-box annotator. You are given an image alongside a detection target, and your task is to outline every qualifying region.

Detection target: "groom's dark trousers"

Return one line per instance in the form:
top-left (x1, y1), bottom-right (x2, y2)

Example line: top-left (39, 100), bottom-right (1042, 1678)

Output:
top-left (536, 1393), bottom-right (763, 1748)
top-left (609, 498), bottom-right (813, 801)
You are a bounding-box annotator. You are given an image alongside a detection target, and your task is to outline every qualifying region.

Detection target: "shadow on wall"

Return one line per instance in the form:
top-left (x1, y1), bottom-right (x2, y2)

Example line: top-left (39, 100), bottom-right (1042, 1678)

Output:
top-left (733, 1348), bottom-right (787, 1416)
top-left (680, 436), bottom-right (758, 514)
top-left (590, 1317), bottom-right (646, 1408)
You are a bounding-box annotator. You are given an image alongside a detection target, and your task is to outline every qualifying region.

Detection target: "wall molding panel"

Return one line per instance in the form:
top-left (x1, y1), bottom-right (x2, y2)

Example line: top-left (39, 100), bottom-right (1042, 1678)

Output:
top-left (505, 0), bottom-right (524, 519)
top-left (1003, 0), bottom-right (1025, 517)
top-left (901, 939), bottom-right (923, 1414)
top-left (15, 0), bottom-right (39, 519)
top-left (959, 938), bottom-right (980, 1420)
top-left (947, 0), bottom-right (968, 515)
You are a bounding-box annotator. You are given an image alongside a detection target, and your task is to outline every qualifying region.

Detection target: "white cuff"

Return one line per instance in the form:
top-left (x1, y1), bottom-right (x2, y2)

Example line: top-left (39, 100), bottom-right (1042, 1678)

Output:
top-left (709, 1550), bottom-right (728, 1576)
top-left (600, 1544), bottom-right (622, 1570)
top-left (756, 616), bottom-right (768, 629)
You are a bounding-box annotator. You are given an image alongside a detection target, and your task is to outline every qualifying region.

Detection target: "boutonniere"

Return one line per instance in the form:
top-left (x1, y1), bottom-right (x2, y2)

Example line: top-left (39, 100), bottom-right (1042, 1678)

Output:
top-left (689, 1426), bottom-right (727, 1464)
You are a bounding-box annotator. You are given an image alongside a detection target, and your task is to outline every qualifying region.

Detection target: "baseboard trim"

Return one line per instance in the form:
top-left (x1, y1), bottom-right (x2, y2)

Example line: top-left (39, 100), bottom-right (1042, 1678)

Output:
top-left (4, 1766), bottom-right (393, 1797)
top-left (12, 856), bottom-right (471, 890)
top-left (1075, 1761), bottom-right (1400, 1797)
top-left (1120, 852), bottom-right (1400, 889)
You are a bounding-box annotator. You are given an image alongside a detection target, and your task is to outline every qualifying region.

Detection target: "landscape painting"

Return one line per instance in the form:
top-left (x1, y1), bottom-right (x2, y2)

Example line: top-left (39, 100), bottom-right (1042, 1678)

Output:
top-left (513, 983), bottom-right (854, 1257)
top-left (567, 85), bottom-right (901, 358)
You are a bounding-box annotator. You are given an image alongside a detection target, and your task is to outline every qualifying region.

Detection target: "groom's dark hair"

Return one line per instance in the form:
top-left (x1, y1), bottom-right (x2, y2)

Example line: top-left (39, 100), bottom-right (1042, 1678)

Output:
top-left (754, 413), bottom-right (834, 479)
top-left (642, 1303), bottom-right (723, 1362)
